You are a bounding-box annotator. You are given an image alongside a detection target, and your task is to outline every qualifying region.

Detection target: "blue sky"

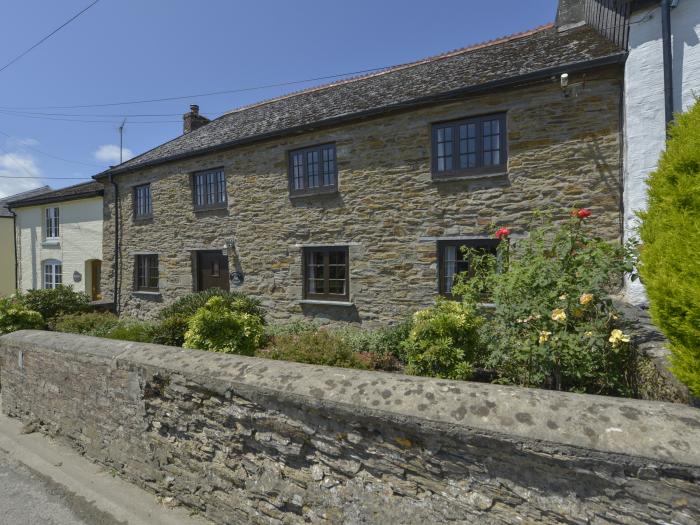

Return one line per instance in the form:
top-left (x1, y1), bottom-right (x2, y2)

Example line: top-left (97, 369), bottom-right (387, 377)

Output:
top-left (0, 0), bottom-right (557, 197)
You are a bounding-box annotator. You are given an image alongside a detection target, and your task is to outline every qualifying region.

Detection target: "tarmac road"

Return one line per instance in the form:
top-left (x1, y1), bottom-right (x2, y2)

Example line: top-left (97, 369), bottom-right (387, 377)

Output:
top-left (0, 448), bottom-right (91, 525)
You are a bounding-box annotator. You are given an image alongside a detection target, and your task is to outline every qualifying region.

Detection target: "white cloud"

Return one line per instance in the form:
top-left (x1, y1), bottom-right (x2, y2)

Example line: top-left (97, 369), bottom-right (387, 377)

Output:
top-left (5, 137), bottom-right (40, 149)
top-left (0, 152), bottom-right (44, 198)
top-left (94, 144), bottom-right (134, 164)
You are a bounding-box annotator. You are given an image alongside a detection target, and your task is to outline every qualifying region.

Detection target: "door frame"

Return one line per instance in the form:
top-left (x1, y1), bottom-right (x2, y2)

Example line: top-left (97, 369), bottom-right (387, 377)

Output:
top-left (194, 250), bottom-right (230, 292)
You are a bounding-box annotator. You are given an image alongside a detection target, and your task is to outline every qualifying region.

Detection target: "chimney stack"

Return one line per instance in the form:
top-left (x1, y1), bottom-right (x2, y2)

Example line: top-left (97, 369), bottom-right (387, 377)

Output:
top-left (183, 104), bottom-right (210, 134)
top-left (556, 0), bottom-right (586, 31)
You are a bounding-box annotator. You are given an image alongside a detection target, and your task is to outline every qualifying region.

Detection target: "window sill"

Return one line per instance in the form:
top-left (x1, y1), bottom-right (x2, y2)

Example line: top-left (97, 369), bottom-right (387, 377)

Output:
top-left (42, 240), bottom-right (60, 247)
top-left (194, 205), bottom-right (228, 212)
top-left (432, 170), bottom-right (508, 182)
top-left (299, 299), bottom-right (354, 307)
top-left (289, 188), bottom-right (339, 199)
top-left (132, 290), bottom-right (161, 297)
top-left (133, 215), bottom-right (153, 222)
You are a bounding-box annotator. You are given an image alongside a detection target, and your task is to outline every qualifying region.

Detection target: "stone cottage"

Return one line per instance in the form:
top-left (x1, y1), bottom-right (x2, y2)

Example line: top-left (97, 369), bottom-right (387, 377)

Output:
top-left (95, 9), bottom-right (627, 324)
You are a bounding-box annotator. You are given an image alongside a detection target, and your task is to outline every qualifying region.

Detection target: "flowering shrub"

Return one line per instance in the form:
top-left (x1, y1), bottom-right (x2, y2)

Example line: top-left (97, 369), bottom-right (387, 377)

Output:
top-left (402, 299), bottom-right (483, 380)
top-left (454, 211), bottom-right (637, 395)
top-left (0, 296), bottom-right (44, 335)
top-left (184, 296), bottom-right (264, 355)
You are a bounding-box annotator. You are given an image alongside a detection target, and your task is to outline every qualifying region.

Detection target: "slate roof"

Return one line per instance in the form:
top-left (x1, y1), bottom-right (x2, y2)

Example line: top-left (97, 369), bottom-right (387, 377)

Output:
top-left (0, 185), bottom-right (52, 217)
top-left (99, 24), bottom-right (625, 177)
top-left (5, 181), bottom-right (103, 208)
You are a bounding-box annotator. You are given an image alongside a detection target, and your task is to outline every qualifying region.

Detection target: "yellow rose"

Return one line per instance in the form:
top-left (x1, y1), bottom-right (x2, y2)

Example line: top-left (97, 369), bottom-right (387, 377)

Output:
top-left (579, 293), bottom-right (594, 305)
top-left (551, 308), bottom-right (567, 322)
top-left (538, 330), bottom-right (552, 344)
top-left (559, 294), bottom-right (568, 301)
top-left (608, 329), bottom-right (631, 347)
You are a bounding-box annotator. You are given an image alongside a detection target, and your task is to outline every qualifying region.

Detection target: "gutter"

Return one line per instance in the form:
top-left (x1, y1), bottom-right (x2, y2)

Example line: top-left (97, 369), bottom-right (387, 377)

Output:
top-left (94, 53), bottom-right (627, 180)
top-left (6, 190), bottom-right (104, 210)
top-left (661, 0), bottom-right (674, 126)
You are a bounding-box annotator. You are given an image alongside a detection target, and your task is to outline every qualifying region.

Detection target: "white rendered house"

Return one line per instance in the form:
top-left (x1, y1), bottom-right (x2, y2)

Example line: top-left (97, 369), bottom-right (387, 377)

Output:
top-left (623, 0), bottom-right (700, 303)
top-left (7, 181), bottom-right (104, 299)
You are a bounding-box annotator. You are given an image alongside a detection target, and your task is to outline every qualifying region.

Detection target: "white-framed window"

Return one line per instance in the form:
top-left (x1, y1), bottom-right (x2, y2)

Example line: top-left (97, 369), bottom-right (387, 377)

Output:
top-left (43, 260), bottom-right (62, 289)
top-left (45, 207), bottom-right (60, 240)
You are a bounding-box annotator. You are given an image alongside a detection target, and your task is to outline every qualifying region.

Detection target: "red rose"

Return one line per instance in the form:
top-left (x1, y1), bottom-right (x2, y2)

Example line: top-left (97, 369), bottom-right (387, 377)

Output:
top-left (576, 208), bottom-right (592, 219)
top-left (495, 227), bottom-right (511, 240)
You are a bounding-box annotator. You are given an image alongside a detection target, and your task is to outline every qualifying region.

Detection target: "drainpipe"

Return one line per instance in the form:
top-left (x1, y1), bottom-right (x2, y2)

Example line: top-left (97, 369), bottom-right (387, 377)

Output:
top-left (109, 174), bottom-right (120, 315)
top-left (9, 208), bottom-right (18, 292)
top-left (661, 0), bottom-right (674, 126)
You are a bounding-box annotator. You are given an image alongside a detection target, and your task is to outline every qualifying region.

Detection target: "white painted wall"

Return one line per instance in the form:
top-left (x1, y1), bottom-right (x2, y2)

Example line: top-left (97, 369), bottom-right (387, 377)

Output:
top-left (623, 0), bottom-right (700, 304)
top-left (15, 196), bottom-right (103, 296)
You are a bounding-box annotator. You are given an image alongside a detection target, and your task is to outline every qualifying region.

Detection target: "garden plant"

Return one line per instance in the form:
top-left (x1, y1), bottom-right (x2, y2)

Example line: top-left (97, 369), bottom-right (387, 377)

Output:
top-left (638, 100), bottom-right (700, 398)
top-left (454, 210), bottom-right (637, 395)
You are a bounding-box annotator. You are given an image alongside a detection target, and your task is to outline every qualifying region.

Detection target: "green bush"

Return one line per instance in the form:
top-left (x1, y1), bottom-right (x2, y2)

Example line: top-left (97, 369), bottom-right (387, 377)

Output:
top-left (454, 213), bottom-right (637, 395)
top-left (19, 286), bottom-right (89, 323)
top-left (151, 314), bottom-right (189, 347)
top-left (638, 102), bottom-right (700, 398)
top-left (259, 330), bottom-right (367, 369)
top-left (104, 319), bottom-right (156, 343)
top-left (183, 296), bottom-right (264, 355)
top-left (0, 297), bottom-right (44, 335)
top-left (53, 311), bottom-right (120, 337)
top-left (331, 320), bottom-right (411, 371)
top-left (401, 299), bottom-right (483, 380)
top-left (264, 319), bottom-right (319, 339)
top-left (158, 289), bottom-right (265, 324)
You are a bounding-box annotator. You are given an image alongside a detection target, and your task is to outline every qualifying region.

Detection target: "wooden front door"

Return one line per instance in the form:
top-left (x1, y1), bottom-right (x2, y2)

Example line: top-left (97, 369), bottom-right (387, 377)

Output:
top-left (91, 260), bottom-right (102, 300)
top-left (197, 251), bottom-right (230, 291)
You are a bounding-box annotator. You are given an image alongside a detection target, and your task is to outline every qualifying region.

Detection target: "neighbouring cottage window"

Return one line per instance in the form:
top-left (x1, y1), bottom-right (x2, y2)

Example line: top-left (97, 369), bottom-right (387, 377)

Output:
top-left (135, 254), bottom-right (159, 291)
top-left (43, 260), bottom-right (62, 289)
top-left (193, 168), bottom-right (227, 209)
top-left (432, 113), bottom-right (507, 178)
top-left (438, 239), bottom-right (499, 296)
top-left (303, 246), bottom-right (349, 301)
top-left (133, 184), bottom-right (152, 218)
top-left (289, 144), bottom-right (337, 196)
top-left (45, 207), bottom-right (59, 240)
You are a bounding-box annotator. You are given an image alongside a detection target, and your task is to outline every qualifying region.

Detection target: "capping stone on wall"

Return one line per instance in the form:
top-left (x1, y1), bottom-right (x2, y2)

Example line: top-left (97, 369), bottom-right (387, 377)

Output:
top-left (1, 330), bottom-right (699, 524)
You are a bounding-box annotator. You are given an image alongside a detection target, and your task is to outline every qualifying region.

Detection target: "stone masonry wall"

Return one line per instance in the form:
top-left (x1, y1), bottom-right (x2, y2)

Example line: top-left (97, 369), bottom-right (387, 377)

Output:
top-left (100, 65), bottom-right (624, 324)
top-left (2, 331), bottom-right (699, 524)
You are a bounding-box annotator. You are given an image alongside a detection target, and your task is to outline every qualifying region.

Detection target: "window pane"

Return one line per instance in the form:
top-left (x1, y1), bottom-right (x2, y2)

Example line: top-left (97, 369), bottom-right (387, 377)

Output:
top-left (459, 123), bottom-right (477, 169)
top-left (195, 175), bottom-right (205, 206)
top-left (322, 146), bottom-right (335, 186)
top-left (482, 118), bottom-right (502, 167)
top-left (46, 207), bottom-right (59, 238)
top-left (327, 250), bottom-right (346, 295)
top-left (307, 250), bottom-right (324, 293)
top-left (206, 172), bottom-right (216, 204)
top-left (293, 153), bottom-right (304, 190)
top-left (435, 126), bottom-right (454, 172)
top-left (217, 171), bottom-right (226, 203)
top-left (307, 150), bottom-right (319, 188)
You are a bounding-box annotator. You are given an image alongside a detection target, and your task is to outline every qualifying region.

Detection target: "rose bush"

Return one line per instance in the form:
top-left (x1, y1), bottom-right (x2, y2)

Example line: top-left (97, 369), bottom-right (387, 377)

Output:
top-left (454, 210), bottom-right (638, 395)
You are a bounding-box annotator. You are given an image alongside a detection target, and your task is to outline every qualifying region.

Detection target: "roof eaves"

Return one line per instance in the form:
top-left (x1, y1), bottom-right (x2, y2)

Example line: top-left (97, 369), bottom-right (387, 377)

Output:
top-left (8, 190), bottom-right (104, 208)
top-left (96, 51), bottom-right (626, 180)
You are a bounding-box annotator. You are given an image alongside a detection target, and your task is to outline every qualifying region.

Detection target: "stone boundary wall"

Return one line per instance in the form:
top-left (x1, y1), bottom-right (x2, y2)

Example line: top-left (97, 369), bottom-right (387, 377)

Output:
top-left (1, 330), bottom-right (699, 524)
